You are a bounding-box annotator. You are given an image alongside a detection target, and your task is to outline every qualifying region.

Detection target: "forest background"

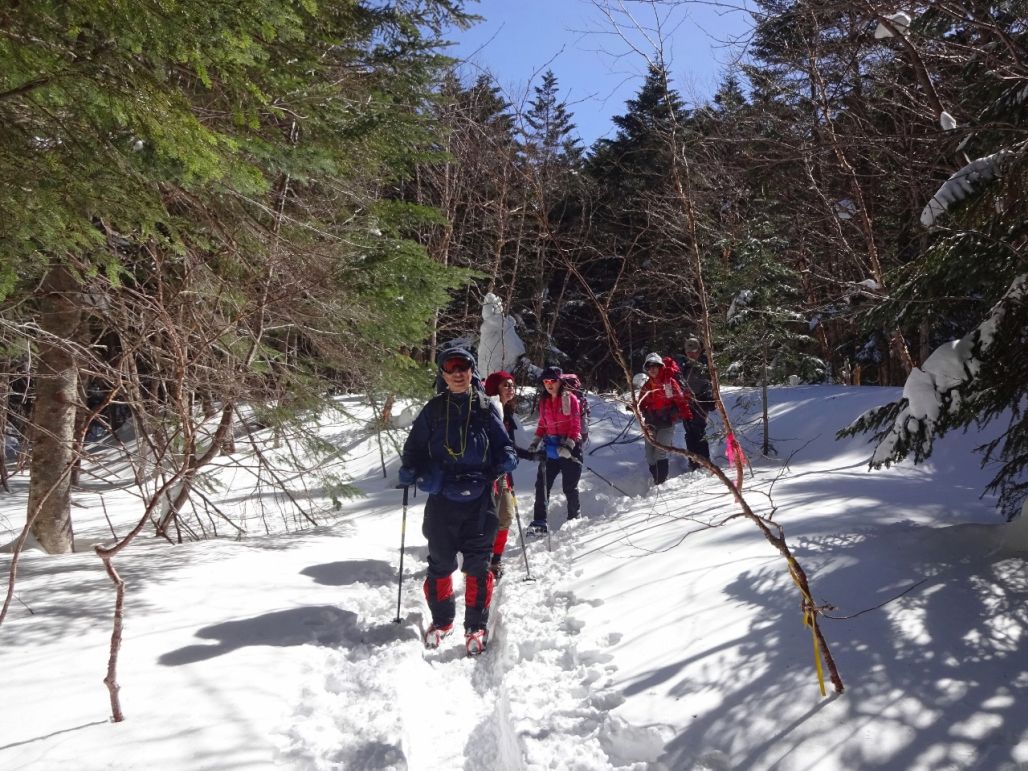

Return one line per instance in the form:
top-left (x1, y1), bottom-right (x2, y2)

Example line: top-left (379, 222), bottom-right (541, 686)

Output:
top-left (0, 0), bottom-right (1025, 569)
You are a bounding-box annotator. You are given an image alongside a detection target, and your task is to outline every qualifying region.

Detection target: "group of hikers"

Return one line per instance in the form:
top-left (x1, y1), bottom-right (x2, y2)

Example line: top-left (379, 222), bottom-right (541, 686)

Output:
top-left (397, 336), bottom-right (714, 655)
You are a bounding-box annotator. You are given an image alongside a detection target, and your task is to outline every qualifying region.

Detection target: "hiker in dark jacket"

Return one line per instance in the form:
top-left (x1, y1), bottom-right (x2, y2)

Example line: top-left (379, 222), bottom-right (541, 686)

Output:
top-left (674, 337), bottom-right (714, 470)
top-left (399, 348), bottom-right (517, 655)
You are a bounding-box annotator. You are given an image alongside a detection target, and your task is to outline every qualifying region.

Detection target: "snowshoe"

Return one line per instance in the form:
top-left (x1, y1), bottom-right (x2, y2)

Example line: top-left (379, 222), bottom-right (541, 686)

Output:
top-left (528, 520), bottom-right (548, 535)
top-left (465, 628), bottom-right (488, 656)
top-left (423, 622), bottom-right (453, 649)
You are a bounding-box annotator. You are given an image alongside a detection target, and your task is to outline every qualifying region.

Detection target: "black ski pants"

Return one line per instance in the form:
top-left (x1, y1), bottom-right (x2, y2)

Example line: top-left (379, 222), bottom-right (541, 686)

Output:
top-left (683, 415), bottom-right (710, 469)
top-left (532, 453), bottom-right (582, 522)
top-left (422, 490), bottom-right (498, 632)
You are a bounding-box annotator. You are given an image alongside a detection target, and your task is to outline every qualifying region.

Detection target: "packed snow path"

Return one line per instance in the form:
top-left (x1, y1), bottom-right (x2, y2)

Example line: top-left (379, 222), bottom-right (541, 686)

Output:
top-left (6, 388), bottom-right (1024, 770)
top-left (282, 516), bottom-right (665, 771)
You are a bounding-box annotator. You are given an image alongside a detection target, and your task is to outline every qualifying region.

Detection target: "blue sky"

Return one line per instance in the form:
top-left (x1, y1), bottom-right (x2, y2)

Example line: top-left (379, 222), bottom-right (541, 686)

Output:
top-left (448, 0), bottom-right (753, 146)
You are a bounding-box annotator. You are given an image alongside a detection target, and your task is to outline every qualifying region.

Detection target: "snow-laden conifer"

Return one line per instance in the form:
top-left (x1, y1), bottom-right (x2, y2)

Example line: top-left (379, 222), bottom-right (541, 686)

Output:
top-left (920, 150), bottom-right (1013, 227)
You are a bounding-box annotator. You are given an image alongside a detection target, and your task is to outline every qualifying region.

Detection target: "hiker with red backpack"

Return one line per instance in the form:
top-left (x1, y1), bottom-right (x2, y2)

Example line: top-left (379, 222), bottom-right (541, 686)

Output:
top-left (638, 353), bottom-right (692, 486)
top-left (528, 366), bottom-right (583, 533)
top-left (398, 348), bottom-right (517, 655)
top-left (482, 370), bottom-right (536, 579)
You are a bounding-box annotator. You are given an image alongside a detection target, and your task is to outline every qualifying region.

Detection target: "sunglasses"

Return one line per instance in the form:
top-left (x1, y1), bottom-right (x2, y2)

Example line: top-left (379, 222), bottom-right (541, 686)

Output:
top-left (441, 359), bottom-right (472, 374)
top-left (542, 378), bottom-right (558, 385)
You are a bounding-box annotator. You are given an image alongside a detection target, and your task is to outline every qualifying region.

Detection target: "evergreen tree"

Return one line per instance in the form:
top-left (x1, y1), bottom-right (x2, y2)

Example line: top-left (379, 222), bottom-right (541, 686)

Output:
top-left (522, 70), bottom-right (583, 170)
top-left (714, 227), bottom-right (823, 387)
top-left (518, 69), bottom-right (586, 366)
top-left (590, 63), bottom-right (691, 193)
top-left (844, 7), bottom-right (1028, 519)
top-left (742, 0), bottom-right (934, 384)
top-left (582, 63), bottom-right (696, 379)
top-left (0, 0), bottom-right (472, 551)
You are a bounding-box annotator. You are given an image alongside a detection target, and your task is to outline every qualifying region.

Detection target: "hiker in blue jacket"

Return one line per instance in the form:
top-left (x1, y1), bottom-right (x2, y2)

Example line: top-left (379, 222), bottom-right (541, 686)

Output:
top-left (399, 347), bottom-right (517, 655)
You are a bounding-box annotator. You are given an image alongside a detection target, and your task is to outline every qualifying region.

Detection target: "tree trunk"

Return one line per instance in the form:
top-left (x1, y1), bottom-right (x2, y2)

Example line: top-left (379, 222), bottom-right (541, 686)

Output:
top-left (0, 369), bottom-right (10, 493)
top-left (27, 265), bottom-right (81, 554)
top-left (761, 338), bottom-right (770, 456)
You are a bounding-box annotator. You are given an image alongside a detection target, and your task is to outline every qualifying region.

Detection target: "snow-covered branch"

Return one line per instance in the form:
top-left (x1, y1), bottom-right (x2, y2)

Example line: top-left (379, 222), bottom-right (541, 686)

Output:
top-left (869, 273), bottom-right (1027, 466)
top-left (920, 150), bottom-right (1013, 227)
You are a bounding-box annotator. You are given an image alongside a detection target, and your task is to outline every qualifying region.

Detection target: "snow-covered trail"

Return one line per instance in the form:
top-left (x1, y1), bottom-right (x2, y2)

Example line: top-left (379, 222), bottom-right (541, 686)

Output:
top-left (279, 501), bottom-right (668, 771)
top-left (6, 386), bottom-right (1022, 771)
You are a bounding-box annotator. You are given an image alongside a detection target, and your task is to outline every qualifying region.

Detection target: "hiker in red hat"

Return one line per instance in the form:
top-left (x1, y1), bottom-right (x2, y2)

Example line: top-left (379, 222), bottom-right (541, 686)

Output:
top-left (483, 370), bottom-right (534, 579)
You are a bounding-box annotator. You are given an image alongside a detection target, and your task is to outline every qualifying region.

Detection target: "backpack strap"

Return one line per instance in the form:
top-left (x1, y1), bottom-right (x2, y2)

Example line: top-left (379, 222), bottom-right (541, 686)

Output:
top-left (429, 389), bottom-right (495, 430)
top-left (426, 391), bottom-right (448, 429)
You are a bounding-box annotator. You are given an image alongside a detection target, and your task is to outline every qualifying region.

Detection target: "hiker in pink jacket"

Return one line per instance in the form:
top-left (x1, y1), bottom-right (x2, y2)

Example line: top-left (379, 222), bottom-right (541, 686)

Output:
top-left (527, 366), bottom-right (582, 533)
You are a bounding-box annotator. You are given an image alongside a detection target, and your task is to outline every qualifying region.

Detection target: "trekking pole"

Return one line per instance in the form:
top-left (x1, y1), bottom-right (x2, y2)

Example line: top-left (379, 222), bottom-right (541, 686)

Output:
top-left (543, 462), bottom-right (553, 552)
top-left (583, 463), bottom-right (631, 497)
top-left (509, 480), bottom-right (535, 582)
top-left (392, 484), bottom-right (409, 624)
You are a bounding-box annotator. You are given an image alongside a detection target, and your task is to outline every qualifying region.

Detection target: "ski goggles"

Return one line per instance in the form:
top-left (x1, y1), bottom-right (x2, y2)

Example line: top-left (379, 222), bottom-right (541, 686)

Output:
top-left (441, 358), bottom-right (472, 374)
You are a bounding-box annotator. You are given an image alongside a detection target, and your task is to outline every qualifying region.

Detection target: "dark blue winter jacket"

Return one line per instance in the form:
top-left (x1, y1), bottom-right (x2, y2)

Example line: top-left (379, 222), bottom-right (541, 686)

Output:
top-left (401, 389), bottom-right (516, 494)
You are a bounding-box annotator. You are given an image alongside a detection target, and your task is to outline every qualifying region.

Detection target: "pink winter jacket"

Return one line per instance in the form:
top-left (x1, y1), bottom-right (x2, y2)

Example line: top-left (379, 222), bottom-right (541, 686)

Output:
top-left (535, 392), bottom-right (582, 443)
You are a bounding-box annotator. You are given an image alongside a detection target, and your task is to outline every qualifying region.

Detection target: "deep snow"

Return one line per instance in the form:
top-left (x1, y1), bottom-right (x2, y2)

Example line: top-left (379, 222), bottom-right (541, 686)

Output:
top-left (2, 384), bottom-right (1026, 770)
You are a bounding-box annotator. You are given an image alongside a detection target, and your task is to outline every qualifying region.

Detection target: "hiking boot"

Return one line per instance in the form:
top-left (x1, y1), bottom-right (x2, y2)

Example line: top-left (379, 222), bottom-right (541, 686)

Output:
top-left (423, 622), bottom-right (453, 649)
top-left (528, 520), bottom-right (548, 534)
top-left (489, 560), bottom-right (504, 581)
top-left (656, 459), bottom-right (670, 484)
top-left (465, 628), bottom-right (488, 656)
